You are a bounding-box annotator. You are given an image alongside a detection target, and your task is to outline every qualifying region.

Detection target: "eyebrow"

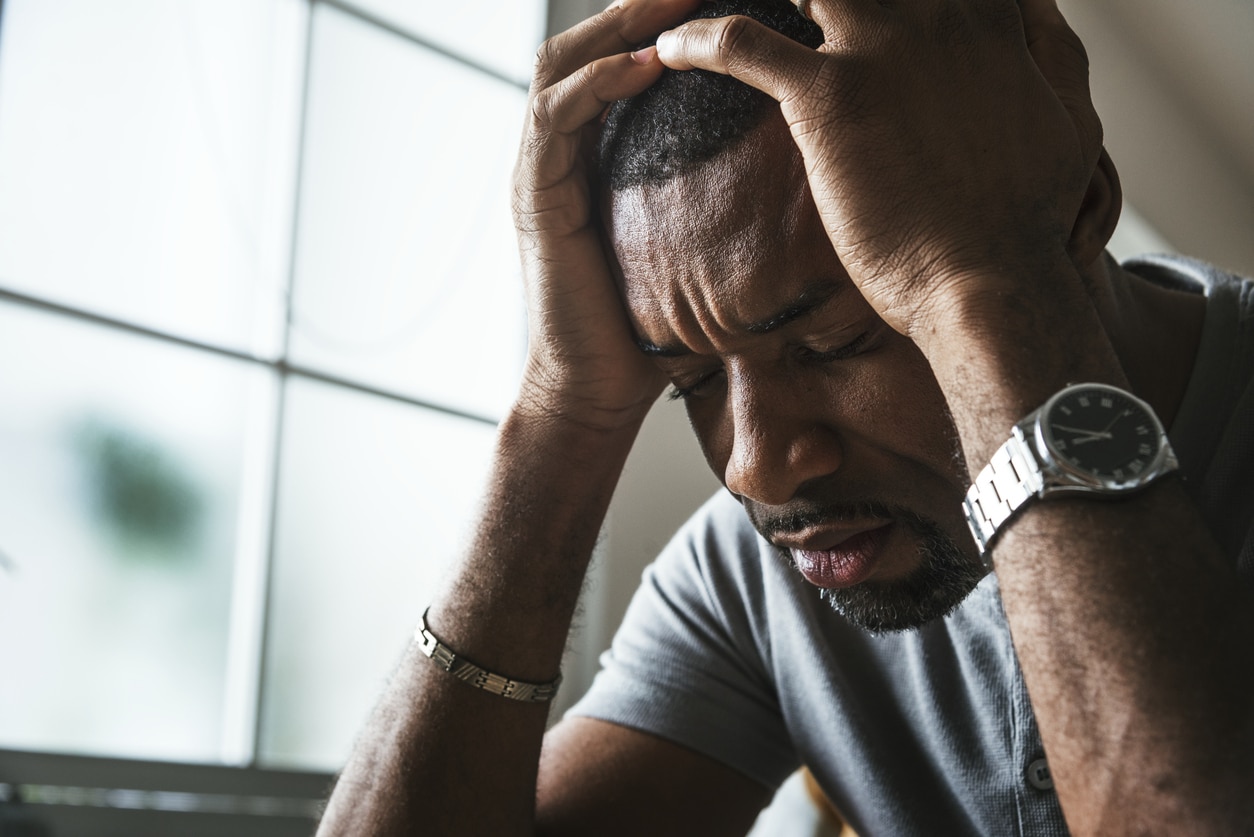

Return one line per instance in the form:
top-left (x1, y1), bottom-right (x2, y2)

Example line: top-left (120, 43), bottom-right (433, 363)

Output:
top-left (745, 282), bottom-right (842, 334)
top-left (635, 281), bottom-right (844, 357)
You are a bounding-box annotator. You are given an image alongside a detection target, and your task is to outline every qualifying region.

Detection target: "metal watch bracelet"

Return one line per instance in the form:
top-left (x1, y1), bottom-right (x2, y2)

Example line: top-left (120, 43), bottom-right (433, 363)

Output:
top-left (963, 382), bottom-right (1178, 565)
top-left (414, 608), bottom-right (562, 703)
top-left (964, 425), bottom-right (1043, 564)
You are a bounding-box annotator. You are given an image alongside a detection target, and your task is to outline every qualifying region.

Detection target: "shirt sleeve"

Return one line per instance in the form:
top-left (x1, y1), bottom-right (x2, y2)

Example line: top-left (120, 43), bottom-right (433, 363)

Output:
top-left (565, 491), bottom-right (800, 790)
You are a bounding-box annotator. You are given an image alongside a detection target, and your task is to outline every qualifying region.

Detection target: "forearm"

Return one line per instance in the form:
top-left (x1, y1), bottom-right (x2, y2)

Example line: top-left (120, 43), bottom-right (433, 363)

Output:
top-left (318, 403), bottom-right (646, 836)
top-left (918, 256), bottom-right (1254, 832)
top-left (318, 1), bottom-right (710, 827)
top-left (997, 487), bottom-right (1251, 827)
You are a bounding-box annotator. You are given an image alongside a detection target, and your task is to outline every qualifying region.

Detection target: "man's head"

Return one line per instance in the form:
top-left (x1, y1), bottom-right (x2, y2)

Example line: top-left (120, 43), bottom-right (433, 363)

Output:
top-left (599, 0), bottom-right (822, 191)
top-left (599, 0), bottom-right (988, 633)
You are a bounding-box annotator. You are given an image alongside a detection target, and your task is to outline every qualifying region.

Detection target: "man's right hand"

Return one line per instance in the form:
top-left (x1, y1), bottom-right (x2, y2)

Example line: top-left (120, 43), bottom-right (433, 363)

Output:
top-left (321, 11), bottom-right (757, 834)
top-left (511, 0), bottom-right (701, 432)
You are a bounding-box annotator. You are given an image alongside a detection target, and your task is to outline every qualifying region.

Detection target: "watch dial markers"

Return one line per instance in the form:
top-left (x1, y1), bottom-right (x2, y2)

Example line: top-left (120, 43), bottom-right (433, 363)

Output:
top-left (1044, 386), bottom-right (1162, 482)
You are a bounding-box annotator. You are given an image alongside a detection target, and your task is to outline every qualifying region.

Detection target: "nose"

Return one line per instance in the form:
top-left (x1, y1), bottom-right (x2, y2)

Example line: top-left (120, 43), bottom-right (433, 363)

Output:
top-left (722, 370), bottom-right (843, 506)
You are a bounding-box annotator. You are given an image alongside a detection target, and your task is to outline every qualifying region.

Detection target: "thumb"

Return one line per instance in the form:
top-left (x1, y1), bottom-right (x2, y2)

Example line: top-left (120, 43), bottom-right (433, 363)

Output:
top-left (655, 14), bottom-right (826, 106)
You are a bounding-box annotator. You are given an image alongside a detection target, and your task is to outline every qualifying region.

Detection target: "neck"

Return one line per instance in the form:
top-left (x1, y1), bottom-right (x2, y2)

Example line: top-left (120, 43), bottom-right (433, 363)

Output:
top-left (1088, 253), bottom-right (1207, 429)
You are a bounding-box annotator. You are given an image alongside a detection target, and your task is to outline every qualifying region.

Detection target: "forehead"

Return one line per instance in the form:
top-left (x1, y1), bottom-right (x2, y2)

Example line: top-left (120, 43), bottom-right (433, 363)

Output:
top-left (605, 119), bottom-right (849, 348)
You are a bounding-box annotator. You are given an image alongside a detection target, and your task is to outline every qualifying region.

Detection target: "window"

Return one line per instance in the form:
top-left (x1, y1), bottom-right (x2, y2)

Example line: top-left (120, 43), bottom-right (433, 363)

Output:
top-left (0, 0), bottom-right (542, 807)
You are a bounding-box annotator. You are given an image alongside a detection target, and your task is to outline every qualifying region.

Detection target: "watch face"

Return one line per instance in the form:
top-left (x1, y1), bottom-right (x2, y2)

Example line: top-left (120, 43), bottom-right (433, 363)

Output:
top-left (1041, 384), bottom-right (1164, 485)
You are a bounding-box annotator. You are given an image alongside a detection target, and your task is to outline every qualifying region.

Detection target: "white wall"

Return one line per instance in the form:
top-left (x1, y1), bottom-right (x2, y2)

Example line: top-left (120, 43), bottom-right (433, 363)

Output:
top-left (1061, 0), bottom-right (1254, 277)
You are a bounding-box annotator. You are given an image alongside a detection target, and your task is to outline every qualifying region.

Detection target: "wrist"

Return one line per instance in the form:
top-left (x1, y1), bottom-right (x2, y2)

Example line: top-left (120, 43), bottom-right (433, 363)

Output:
top-left (909, 255), bottom-right (1129, 469)
top-left (501, 398), bottom-right (646, 466)
top-left (513, 365), bottom-right (663, 437)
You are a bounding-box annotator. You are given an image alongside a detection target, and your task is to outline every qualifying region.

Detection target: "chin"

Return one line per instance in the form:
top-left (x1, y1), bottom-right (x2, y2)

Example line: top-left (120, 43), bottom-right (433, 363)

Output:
top-left (816, 528), bottom-right (987, 634)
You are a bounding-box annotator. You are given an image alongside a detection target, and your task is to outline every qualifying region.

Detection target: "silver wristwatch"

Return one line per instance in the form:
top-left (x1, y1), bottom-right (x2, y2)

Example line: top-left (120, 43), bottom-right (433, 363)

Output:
top-left (963, 382), bottom-right (1179, 562)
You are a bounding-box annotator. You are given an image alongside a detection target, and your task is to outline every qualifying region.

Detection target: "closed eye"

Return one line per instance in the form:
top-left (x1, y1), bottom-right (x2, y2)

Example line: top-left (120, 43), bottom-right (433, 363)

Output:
top-left (667, 368), bottom-right (725, 402)
top-left (667, 331), bottom-right (875, 402)
top-left (796, 330), bottom-right (871, 363)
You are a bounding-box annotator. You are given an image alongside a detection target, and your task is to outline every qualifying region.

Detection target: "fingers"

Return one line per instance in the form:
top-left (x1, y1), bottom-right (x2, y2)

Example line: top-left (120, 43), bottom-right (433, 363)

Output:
top-left (655, 14), bottom-right (827, 105)
top-left (789, 0), bottom-right (864, 35)
top-left (532, 0), bottom-right (702, 94)
top-left (1019, 0), bottom-right (1103, 159)
top-left (516, 49), bottom-right (664, 232)
top-left (534, 49), bottom-right (665, 138)
top-left (522, 0), bottom-right (701, 200)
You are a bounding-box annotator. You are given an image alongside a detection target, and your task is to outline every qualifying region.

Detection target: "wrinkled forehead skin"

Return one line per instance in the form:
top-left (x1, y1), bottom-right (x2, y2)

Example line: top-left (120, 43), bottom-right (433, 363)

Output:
top-left (602, 115), bottom-right (839, 342)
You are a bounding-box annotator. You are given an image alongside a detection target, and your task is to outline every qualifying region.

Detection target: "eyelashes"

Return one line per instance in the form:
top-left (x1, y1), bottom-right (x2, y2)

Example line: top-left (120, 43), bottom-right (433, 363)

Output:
top-left (795, 331), bottom-right (872, 363)
top-left (666, 331), bottom-right (873, 403)
top-left (667, 374), bottom-right (719, 402)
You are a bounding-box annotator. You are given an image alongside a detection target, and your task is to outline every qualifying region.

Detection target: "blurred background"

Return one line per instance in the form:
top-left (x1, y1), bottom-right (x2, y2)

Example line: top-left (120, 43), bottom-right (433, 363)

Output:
top-left (0, 0), bottom-right (1250, 833)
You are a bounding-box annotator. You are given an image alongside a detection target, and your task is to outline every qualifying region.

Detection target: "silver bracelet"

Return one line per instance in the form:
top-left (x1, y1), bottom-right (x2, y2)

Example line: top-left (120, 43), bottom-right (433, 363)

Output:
top-left (413, 608), bottom-right (562, 703)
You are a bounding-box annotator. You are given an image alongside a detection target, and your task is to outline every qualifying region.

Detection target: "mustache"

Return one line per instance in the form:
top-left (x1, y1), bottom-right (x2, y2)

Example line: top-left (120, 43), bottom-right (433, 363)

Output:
top-left (752, 499), bottom-right (910, 541)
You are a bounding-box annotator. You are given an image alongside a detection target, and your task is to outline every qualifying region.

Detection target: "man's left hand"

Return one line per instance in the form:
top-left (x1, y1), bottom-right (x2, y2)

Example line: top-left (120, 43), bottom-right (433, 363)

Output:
top-left (654, 0), bottom-right (1102, 340)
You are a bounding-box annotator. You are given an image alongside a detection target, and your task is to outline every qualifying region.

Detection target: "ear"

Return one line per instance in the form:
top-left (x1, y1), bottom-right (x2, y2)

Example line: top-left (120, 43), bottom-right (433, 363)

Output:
top-left (1069, 147), bottom-right (1123, 268)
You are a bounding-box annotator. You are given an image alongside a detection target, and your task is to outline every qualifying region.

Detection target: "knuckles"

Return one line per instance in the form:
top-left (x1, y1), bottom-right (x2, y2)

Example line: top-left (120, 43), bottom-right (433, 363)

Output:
top-left (528, 87), bottom-right (559, 131)
top-left (531, 1), bottom-right (628, 92)
top-left (711, 14), bottom-right (754, 68)
top-left (532, 37), bottom-right (570, 91)
top-left (675, 14), bottom-right (763, 75)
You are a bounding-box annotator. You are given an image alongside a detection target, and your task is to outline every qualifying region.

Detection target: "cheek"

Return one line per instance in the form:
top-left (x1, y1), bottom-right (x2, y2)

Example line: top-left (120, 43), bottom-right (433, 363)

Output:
top-left (683, 383), bottom-right (740, 483)
top-left (855, 341), bottom-right (966, 482)
top-left (691, 410), bottom-right (729, 481)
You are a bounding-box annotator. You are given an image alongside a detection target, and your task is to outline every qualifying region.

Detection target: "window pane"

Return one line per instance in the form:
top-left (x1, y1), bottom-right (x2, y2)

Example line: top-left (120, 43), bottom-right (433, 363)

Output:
top-left (0, 302), bottom-right (274, 763)
top-left (342, 0), bottom-right (545, 84)
top-left (289, 5), bottom-right (527, 420)
top-left (258, 378), bottom-right (497, 770)
top-left (0, 0), bottom-right (304, 356)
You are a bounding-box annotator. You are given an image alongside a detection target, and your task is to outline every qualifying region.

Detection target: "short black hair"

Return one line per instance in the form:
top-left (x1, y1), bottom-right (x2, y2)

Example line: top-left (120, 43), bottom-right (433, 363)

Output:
top-left (598, 0), bottom-right (822, 191)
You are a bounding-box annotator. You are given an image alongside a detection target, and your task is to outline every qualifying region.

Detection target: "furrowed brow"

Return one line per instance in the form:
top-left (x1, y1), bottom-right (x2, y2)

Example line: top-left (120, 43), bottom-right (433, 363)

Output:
top-left (633, 280), bottom-right (846, 357)
top-left (746, 282), bottom-right (842, 335)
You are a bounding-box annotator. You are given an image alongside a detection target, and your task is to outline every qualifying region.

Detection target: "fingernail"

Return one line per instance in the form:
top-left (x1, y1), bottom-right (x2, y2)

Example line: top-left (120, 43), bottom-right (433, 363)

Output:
top-left (655, 30), bottom-right (674, 57)
top-left (631, 44), bottom-right (657, 65)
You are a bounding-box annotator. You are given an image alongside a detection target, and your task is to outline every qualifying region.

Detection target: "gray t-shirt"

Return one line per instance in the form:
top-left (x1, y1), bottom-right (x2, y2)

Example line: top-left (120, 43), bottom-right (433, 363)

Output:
top-left (569, 255), bottom-right (1254, 836)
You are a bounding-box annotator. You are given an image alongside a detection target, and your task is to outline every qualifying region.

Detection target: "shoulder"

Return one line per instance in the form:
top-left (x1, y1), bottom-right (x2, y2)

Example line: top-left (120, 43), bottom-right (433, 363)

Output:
top-left (1135, 255), bottom-right (1254, 571)
top-left (1123, 252), bottom-right (1253, 299)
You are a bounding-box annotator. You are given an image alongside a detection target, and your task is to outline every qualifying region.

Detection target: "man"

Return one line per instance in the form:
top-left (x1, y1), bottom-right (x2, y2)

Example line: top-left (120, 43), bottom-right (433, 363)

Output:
top-left (318, 0), bottom-right (1254, 834)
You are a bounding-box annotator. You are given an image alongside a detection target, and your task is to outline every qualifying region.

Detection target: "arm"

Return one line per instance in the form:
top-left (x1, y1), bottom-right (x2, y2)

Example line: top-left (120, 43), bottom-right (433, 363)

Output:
top-left (317, 409), bottom-right (637, 834)
top-left (319, 410), bottom-right (769, 835)
top-left (318, 1), bottom-right (769, 833)
top-left (653, 0), bottom-right (1254, 832)
top-left (917, 253), bottom-right (1254, 833)
top-left (537, 718), bottom-right (771, 836)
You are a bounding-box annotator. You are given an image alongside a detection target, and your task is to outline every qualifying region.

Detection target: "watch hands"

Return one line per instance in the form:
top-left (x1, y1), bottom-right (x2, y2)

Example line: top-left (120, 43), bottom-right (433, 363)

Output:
top-left (1051, 424), bottom-right (1114, 440)
top-left (1100, 409), bottom-right (1133, 434)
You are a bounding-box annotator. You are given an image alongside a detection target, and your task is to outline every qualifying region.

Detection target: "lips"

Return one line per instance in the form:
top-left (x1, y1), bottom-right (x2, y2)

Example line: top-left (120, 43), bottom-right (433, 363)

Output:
top-left (787, 524), bottom-right (892, 589)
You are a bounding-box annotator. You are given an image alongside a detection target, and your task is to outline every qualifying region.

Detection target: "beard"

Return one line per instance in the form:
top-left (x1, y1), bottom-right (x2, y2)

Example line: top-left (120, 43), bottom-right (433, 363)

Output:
top-left (757, 501), bottom-right (986, 634)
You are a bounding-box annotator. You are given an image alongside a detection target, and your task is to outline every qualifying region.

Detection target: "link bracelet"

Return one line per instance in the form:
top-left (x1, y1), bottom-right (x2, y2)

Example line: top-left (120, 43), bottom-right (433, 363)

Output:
top-left (414, 608), bottom-right (562, 703)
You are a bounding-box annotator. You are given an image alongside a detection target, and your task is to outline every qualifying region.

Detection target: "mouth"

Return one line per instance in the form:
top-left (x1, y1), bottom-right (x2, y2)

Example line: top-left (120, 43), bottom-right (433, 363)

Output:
top-left (777, 521), bottom-right (894, 589)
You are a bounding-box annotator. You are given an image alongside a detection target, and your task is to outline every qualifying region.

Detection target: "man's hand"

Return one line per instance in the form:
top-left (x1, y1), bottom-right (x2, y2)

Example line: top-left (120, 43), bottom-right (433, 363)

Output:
top-left (512, 0), bottom-right (701, 430)
top-left (322, 6), bottom-right (749, 835)
top-left (652, 0), bottom-right (1101, 340)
